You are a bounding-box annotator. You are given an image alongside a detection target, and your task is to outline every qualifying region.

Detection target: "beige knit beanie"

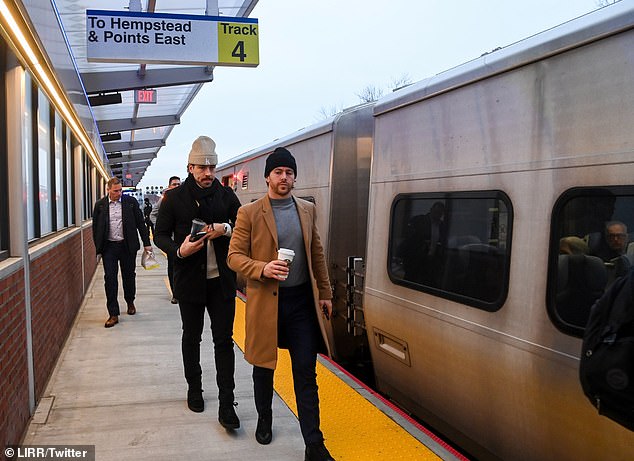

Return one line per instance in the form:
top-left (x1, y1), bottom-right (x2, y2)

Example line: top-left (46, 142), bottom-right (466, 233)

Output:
top-left (188, 136), bottom-right (218, 166)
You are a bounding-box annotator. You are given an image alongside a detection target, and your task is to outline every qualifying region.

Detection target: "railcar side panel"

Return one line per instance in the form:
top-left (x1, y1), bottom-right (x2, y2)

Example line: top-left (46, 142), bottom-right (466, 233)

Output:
top-left (365, 16), bottom-right (634, 461)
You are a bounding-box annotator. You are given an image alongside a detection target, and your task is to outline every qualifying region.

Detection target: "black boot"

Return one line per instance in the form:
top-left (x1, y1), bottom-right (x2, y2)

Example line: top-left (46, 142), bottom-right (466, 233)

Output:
top-left (305, 441), bottom-right (334, 461)
top-left (255, 411), bottom-right (272, 445)
top-left (218, 401), bottom-right (240, 430)
top-left (187, 389), bottom-right (204, 413)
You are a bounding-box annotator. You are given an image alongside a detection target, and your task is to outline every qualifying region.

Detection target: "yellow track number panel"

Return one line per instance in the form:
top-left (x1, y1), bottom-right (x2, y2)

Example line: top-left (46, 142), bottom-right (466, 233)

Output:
top-left (218, 21), bottom-right (259, 67)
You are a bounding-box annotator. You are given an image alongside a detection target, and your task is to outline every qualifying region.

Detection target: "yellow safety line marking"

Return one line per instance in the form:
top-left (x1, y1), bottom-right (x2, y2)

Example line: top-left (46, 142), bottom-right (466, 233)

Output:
top-left (233, 298), bottom-right (441, 460)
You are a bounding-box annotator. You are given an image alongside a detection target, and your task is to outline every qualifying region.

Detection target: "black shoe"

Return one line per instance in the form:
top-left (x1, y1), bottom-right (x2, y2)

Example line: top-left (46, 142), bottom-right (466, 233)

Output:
top-left (170, 297), bottom-right (178, 304)
top-left (218, 402), bottom-right (240, 430)
top-left (305, 441), bottom-right (334, 461)
top-left (255, 412), bottom-right (272, 445)
top-left (187, 389), bottom-right (204, 413)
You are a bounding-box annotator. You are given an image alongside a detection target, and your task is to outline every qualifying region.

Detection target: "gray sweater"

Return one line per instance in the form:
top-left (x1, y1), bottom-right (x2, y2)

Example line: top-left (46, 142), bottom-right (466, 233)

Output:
top-left (270, 197), bottom-right (309, 287)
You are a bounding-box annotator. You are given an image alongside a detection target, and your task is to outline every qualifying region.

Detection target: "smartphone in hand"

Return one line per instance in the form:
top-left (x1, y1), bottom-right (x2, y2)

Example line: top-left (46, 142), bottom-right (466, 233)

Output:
top-left (189, 231), bottom-right (206, 242)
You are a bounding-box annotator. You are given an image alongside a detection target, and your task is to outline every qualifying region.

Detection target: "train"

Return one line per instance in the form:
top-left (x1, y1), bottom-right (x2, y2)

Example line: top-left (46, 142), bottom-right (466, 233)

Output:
top-left (217, 3), bottom-right (634, 461)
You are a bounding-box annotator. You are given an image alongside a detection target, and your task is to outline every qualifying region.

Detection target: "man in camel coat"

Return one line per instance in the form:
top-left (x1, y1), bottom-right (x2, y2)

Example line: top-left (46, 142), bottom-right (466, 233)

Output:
top-left (227, 147), bottom-right (334, 461)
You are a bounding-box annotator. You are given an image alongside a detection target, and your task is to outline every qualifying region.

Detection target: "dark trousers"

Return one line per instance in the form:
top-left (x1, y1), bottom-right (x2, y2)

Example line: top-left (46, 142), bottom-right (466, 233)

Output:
top-left (145, 217), bottom-right (154, 236)
top-left (102, 241), bottom-right (137, 316)
top-left (253, 282), bottom-right (323, 445)
top-left (167, 252), bottom-right (175, 294)
top-left (179, 277), bottom-right (236, 405)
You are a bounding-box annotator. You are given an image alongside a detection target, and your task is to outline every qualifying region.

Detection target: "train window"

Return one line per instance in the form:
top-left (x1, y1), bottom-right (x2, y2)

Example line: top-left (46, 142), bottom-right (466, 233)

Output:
top-left (220, 174), bottom-right (235, 189)
top-left (548, 186), bottom-right (634, 336)
top-left (388, 191), bottom-right (512, 311)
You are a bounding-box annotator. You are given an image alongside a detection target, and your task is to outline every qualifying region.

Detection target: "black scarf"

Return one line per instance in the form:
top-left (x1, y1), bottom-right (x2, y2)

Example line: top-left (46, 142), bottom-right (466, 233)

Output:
top-left (185, 174), bottom-right (222, 224)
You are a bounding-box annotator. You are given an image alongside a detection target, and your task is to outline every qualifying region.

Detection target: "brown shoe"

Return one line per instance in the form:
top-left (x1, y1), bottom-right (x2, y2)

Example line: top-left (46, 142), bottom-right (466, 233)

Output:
top-left (105, 316), bottom-right (119, 328)
top-left (127, 303), bottom-right (136, 315)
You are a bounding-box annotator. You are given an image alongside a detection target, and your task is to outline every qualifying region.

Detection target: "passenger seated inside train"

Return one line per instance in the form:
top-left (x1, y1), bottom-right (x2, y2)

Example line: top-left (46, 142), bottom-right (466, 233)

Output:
top-left (559, 236), bottom-right (589, 255)
top-left (586, 221), bottom-right (632, 283)
top-left (587, 221), bottom-right (629, 261)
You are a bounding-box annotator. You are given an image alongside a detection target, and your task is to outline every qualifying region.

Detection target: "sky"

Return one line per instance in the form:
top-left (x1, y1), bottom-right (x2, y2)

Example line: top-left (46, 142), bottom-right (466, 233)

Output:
top-left (139, 0), bottom-right (604, 189)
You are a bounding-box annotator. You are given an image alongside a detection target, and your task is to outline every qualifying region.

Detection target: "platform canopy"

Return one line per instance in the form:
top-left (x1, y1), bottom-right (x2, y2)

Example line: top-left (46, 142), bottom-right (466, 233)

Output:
top-left (54, 0), bottom-right (259, 186)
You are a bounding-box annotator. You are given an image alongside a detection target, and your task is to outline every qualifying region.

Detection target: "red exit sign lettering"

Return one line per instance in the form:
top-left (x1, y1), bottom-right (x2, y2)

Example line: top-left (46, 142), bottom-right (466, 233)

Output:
top-left (134, 89), bottom-right (157, 104)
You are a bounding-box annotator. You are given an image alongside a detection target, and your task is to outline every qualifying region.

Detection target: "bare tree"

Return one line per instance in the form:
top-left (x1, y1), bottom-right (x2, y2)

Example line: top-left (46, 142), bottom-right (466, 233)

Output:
top-left (390, 74), bottom-right (413, 91)
top-left (357, 74), bottom-right (413, 103)
top-left (356, 85), bottom-right (384, 103)
top-left (317, 104), bottom-right (344, 119)
top-left (596, 0), bottom-right (621, 6)
top-left (317, 74), bottom-right (414, 120)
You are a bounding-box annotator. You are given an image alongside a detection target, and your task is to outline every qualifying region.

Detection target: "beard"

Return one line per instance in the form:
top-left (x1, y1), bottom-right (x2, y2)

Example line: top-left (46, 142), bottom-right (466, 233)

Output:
top-left (268, 180), bottom-right (293, 197)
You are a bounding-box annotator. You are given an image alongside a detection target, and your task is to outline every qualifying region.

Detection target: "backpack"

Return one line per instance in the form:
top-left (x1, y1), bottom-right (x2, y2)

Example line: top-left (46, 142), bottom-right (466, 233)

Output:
top-left (579, 269), bottom-right (634, 431)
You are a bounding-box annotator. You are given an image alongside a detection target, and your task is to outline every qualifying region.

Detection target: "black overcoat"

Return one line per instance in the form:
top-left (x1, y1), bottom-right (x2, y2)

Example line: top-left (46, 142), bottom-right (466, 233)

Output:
top-left (154, 176), bottom-right (241, 303)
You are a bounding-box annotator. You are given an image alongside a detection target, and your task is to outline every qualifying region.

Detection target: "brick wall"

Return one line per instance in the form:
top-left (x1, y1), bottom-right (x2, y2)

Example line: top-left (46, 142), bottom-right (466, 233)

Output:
top-left (0, 267), bottom-right (29, 454)
top-left (83, 228), bottom-right (97, 292)
top-left (30, 235), bottom-right (86, 398)
top-left (0, 227), bottom-right (99, 452)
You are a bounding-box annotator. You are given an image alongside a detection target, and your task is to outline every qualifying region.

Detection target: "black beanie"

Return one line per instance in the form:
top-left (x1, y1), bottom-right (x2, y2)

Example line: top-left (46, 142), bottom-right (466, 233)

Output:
top-left (264, 147), bottom-right (297, 178)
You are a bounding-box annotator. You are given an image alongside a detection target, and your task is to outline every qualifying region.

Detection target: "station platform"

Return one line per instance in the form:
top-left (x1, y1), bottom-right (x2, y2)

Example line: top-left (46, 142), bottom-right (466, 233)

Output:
top-left (21, 249), bottom-right (468, 461)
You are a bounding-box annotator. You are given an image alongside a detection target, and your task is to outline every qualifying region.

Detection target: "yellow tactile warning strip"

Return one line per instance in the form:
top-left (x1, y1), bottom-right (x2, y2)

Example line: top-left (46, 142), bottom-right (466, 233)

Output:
top-left (233, 297), bottom-right (458, 460)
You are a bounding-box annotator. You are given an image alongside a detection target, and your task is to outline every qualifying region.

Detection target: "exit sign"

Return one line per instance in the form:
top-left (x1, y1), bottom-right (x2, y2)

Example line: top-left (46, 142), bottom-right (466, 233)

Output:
top-left (135, 89), bottom-right (157, 104)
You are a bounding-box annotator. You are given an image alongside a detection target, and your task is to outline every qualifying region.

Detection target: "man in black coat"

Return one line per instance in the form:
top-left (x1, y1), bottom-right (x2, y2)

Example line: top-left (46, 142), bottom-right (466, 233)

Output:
top-left (154, 136), bottom-right (242, 430)
top-left (92, 177), bottom-right (152, 328)
top-left (143, 197), bottom-right (154, 236)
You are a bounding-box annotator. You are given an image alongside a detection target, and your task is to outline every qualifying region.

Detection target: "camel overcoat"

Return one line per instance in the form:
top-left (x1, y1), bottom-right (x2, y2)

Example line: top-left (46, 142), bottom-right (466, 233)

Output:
top-left (227, 195), bottom-right (332, 369)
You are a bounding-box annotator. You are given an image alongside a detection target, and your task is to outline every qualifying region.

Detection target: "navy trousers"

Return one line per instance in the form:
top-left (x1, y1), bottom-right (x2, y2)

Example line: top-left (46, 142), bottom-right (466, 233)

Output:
top-left (102, 240), bottom-right (137, 316)
top-left (253, 282), bottom-right (323, 445)
top-left (178, 277), bottom-right (236, 405)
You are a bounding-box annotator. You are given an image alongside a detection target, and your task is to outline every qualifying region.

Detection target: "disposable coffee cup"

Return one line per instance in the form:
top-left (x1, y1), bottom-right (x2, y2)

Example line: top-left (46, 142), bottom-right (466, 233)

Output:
top-left (190, 218), bottom-right (207, 242)
top-left (277, 248), bottom-right (295, 280)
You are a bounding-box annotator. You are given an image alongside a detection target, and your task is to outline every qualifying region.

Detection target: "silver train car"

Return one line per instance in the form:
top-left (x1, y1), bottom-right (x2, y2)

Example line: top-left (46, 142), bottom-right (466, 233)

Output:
top-left (218, 3), bottom-right (634, 460)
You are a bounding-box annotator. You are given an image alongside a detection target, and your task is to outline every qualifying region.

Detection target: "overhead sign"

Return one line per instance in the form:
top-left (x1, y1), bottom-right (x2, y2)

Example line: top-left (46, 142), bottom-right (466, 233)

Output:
top-left (86, 10), bottom-right (259, 67)
top-left (134, 89), bottom-right (157, 104)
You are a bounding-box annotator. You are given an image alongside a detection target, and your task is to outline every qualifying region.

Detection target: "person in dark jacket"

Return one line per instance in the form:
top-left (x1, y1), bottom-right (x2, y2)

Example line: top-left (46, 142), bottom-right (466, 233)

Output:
top-left (143, 198), bottom-right (154, 236)
top-left (150, 175), bottom-right (181, 303)
top-left (92, 177), bottom-right (152, 328)
top-left (154, 136), bottom-right (242, 430)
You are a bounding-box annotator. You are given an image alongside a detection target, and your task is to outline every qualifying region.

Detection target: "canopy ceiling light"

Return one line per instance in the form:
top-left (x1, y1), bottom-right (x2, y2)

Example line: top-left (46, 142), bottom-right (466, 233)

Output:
top-left (101, 132), bottom-right (122, 142)
top-left (88, 92), bottom-right (122, 107)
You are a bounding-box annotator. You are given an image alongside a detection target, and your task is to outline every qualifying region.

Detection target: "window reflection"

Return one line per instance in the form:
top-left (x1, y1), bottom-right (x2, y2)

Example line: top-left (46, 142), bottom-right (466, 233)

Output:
top-left (551, 187), bottom-right (634, 333)
top-left (389, 191), bottom-right (512, 311)
top-left (38, 89), bottom-right (52, 235)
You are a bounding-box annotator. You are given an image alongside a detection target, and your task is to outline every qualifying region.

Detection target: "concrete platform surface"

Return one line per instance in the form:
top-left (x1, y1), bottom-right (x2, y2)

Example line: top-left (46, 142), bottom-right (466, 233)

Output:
top-left (22, 251), bottom-right (306, 461)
